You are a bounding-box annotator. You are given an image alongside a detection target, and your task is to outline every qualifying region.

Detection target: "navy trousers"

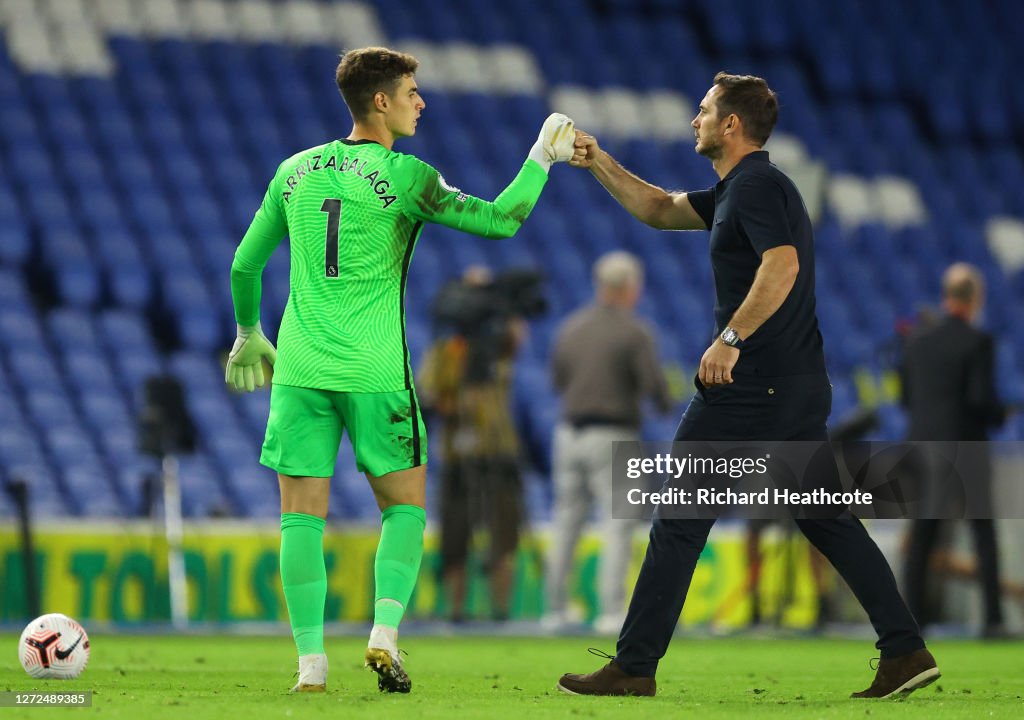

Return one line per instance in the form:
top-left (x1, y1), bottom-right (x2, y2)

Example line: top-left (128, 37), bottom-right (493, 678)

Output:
top-left (615, 374), bottom-right (924, 677)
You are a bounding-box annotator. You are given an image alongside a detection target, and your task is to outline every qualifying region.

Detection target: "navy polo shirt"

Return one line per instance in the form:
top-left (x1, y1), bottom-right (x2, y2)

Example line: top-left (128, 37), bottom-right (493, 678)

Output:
top-left (687, 151), bottom-right (826, 377)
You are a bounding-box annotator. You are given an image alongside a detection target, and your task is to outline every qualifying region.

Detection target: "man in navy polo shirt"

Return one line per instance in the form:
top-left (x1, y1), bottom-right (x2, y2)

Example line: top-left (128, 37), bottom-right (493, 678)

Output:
top-left (557, 72), bottom-right (939, 699)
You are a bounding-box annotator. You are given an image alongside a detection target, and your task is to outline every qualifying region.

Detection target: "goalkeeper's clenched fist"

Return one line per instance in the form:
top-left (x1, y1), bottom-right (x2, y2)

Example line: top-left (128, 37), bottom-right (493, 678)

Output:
top-left (225, 323), bottom-right (277, 392)
top-left (528, 113), bottom-right (577, 171)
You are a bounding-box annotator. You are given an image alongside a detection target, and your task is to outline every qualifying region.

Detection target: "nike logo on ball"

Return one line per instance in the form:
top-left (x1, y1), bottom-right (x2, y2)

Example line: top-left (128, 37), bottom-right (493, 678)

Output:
top-left (55, 633), bottom-right (83, 660)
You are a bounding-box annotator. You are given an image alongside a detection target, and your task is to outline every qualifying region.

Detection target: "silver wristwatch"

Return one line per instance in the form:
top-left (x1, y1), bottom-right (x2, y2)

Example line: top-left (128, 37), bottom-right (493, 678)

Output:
top-left (719, 326), bottom-right (744, 349)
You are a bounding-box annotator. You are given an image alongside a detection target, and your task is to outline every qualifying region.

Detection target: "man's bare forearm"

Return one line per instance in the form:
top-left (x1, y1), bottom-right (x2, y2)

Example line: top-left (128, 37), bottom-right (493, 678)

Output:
top-left (589, 151), bottom-right (676, 228)
top-left (728, 255), bottom-right (799, 339)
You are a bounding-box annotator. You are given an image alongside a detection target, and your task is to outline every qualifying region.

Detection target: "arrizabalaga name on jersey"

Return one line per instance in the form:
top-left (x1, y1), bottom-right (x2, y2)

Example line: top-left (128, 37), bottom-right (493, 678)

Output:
top-left (280, 153), bottom-right (400, 208)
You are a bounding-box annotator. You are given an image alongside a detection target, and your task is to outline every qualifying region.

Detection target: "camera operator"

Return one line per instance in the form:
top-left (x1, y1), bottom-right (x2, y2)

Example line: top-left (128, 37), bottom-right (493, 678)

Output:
top-left (418, 266), bottom-right (544, 622)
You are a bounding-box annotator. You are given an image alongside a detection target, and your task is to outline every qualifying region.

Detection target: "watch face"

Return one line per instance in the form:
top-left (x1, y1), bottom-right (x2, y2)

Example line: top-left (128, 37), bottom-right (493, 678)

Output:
top-left (722, 328), bottom-right (739, 346)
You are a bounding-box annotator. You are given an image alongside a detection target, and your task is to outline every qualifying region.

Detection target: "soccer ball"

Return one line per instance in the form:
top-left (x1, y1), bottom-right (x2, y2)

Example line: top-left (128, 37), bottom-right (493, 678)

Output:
top-left (18, 613), bottom-right (91, 679)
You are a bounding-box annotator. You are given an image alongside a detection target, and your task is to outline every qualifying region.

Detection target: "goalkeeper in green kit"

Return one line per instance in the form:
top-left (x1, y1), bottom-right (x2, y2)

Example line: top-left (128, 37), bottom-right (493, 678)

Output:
top-left (224, 46), bottom-right (576, 694)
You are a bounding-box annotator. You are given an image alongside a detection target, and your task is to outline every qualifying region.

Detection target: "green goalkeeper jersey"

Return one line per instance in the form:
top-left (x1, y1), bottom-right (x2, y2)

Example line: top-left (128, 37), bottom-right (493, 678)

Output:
top-left (230, 139), bottom-right (548, 392)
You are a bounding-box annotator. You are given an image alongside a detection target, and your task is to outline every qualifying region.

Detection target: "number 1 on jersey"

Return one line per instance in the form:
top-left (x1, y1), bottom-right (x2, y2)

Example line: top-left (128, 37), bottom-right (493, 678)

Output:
top-left (321, 198), bottom-right (342, 278)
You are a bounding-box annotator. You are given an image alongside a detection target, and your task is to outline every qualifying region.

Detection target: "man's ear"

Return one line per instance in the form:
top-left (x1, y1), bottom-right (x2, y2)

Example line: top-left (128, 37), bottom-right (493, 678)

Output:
top-left (724, 114), bottom-right (737, 135)
top-left (373, 90), bottom-right (389, 113)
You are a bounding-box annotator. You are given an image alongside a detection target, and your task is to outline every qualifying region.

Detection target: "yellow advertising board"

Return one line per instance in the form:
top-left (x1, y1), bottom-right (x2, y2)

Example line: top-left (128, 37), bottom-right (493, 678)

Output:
top-left (0, 522), bottom-right (817, 627)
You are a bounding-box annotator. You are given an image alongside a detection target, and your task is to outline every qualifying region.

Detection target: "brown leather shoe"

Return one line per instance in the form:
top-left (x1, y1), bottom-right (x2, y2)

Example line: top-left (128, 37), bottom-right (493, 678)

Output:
top-left (557, 660), bottom-right (656, 697)
top-left (851, 648), bottom-right (940, 699)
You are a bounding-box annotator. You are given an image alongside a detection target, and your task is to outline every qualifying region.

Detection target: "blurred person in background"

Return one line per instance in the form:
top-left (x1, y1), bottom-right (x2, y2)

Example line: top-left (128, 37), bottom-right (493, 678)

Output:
top-left (900, 262), bottom-right (1009, 638)
top-left (418, 266), bottom-right (528, 623)
top-left (743, 520), bottom-right (833, 631)
top-left (223, 46), bottom-right (576, 694)
top-left (558, 72), bottom-right (937, 699)
top-left (543, 251), bottom-right (672, 635)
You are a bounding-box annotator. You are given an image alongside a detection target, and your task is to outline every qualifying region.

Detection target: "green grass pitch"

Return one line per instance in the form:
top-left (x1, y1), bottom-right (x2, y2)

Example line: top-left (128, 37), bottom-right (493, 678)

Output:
top-left (1, 634), bottom-right (1022, 718)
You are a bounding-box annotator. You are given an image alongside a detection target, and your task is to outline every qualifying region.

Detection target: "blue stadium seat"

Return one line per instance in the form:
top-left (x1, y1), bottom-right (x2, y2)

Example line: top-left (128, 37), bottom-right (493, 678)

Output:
top-left (0, 428), bottom-right (49, 468)
top-left (207, 430), bottom-right (255, 470)
top-left (0, 485), bottom-right (12, 518)
top-left (109, 150), bottom-right (156, 193)
top-left (0, 187), bottom-right (31, 266)
top-left (55, 264), bottom-right (102, 309)
top-left (87, 215), bottom-right (134, 249)
top-left (60, 466), bottom-right (124, 517)
top-left (8, 141), bottom-right (56, 189)
top-left (0, 372), bottom-right (18, 411)
top-left (0, 309), bottom-right (47, 352)
top-left (187, 392), bottom-right (242, 436)
top-left (89, 107), bottom-right (138, 150)
top-left (60, 350), bottom-right (119, 394)
top-left (177, 309), bottom-right (223, 351)
top-left (112, 351), bottom-right (164, 407)
top-left (98, 309), bottom-right (156, 353)
top-left (63, 150), bottom-right (105, 190)
top-left (80, 391), bottom-right (134, 430)
top-left (0, 102), bottom-right (38, 147)
top-left (7, 349), bottom-right (64, 391)
top-left (330, 462), bottom-right (380, 521)
top-left (873, 405), bottom-right (907, 441)
top-left (97, 425), bottom-right (141, 468)
top-left (162, 269), bottom-right (212, 310)
top-left (235, 391), bottom-right (270, 435)
top-left (76, 187), bottom-right (126, 232)
top-left (177, 454), bottom-right (236, 518)
top-left (39, 418), bottom-right (97, 457)
top-left (110, 266), bottom-right (155, 310)
top-left (4, 463), bottom-right (65, 516)
top-left (227, 465), bottom-right (279, 518)
top-left (114, 453), bottom-right (162, 507)
top-left (46, 309), bottom-right (100, 352)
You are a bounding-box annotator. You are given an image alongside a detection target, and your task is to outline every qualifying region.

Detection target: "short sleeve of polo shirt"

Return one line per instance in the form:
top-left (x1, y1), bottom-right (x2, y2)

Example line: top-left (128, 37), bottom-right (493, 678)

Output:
top-left (686, 188), bottom-right (715, 228)
top-left (733, 175), bottom-right (794, 256)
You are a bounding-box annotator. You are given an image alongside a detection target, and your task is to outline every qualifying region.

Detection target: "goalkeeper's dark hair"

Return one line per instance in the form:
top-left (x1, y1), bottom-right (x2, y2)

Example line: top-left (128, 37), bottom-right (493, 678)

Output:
top-left (712, 72), bottom-right (778, 147)
top-left (335, 47), bottom-right (419, 121)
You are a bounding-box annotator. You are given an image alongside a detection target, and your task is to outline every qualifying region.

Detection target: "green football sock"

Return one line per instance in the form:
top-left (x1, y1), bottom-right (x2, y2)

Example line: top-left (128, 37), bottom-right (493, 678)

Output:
top-left (374, 504), bottom-right (426, 628)
top-left (280, 512), bottom-right (327, 656)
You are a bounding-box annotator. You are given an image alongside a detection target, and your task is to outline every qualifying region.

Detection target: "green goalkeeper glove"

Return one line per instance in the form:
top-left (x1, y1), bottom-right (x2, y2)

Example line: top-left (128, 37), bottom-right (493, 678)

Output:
top-left (225, 323), bottom-right (276, 392)
top-left (527, 113), bottom-right (576, 172)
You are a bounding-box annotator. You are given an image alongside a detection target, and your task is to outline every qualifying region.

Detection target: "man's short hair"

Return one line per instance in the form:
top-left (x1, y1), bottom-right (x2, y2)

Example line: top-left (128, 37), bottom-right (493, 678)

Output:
top-left (593, 251), bottom-right (643, 291)
top-left (942, 262), bottom-right (984, 304)
top-left (335, 47), bottom-right (419, 121)
top-left (712, 72), bottom-right (779, 147)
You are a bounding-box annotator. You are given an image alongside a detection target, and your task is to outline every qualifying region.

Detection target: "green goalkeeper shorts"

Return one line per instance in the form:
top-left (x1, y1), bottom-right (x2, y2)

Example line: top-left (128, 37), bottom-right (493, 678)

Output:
top-left (260, 384), bottom-right (428, 478)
